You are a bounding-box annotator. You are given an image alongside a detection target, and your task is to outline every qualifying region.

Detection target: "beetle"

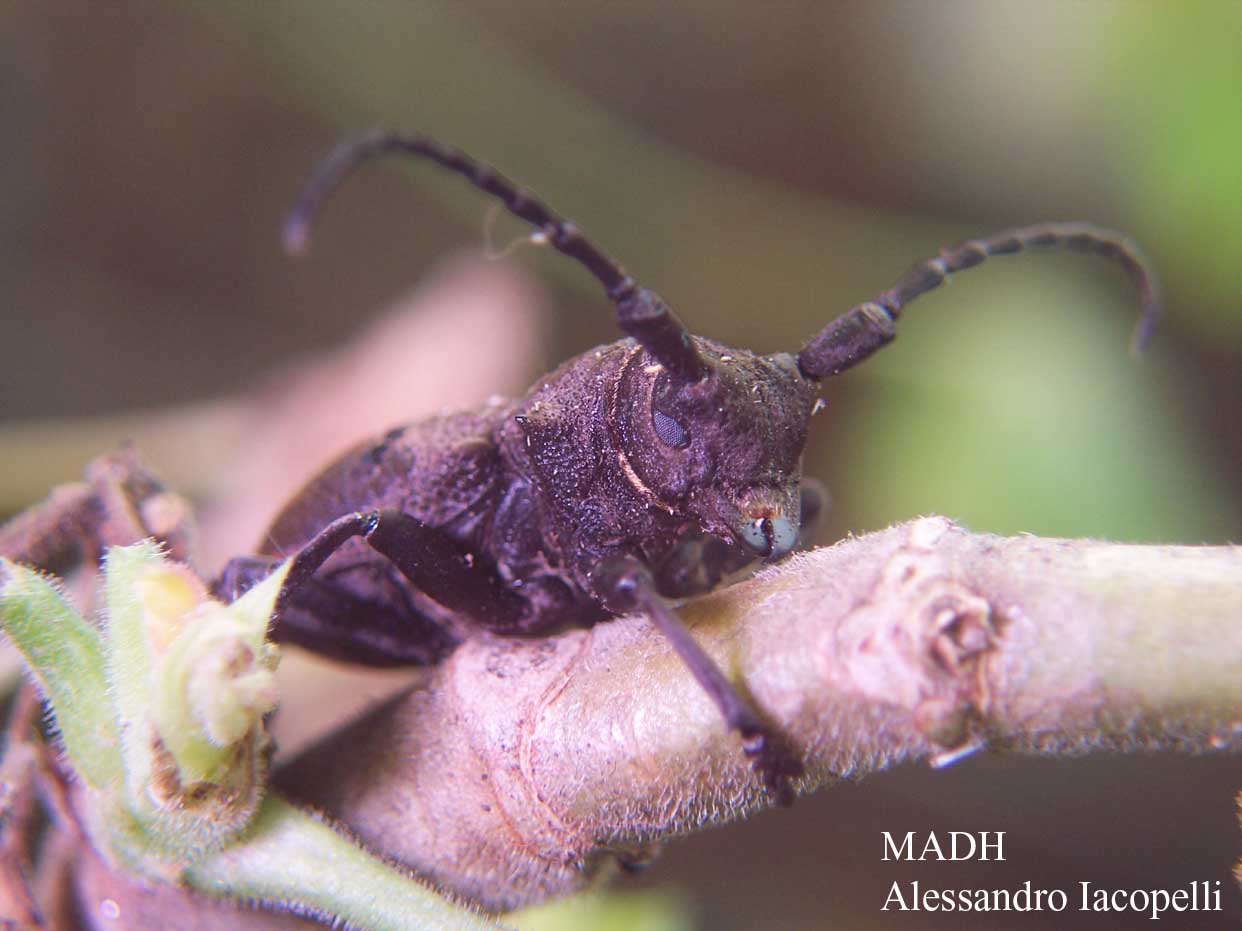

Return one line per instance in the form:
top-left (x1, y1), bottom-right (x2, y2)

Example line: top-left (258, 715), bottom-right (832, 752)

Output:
top-left (206, 131), bottom-right (1156, 801)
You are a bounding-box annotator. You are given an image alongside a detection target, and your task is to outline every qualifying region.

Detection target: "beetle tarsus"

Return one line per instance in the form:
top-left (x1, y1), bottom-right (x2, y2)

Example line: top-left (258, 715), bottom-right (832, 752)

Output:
top-left (740, 725), bottom-right (803, 807)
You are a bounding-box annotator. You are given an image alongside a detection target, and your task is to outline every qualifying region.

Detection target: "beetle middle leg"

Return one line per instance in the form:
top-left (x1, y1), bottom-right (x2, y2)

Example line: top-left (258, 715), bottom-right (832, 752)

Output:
top-left (594, 553), bottom-right (804, 804)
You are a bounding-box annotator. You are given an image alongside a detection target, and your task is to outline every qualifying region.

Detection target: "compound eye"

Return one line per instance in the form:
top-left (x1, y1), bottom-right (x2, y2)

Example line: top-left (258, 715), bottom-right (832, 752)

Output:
top-left (652, 409), bottom-right (690, 449)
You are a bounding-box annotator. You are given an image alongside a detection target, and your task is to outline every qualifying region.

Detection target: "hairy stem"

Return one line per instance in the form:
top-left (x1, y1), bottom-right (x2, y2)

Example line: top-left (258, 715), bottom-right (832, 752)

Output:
top-left (185, 797), bottom-right (506, 931)
top-left (277, 517), bottom-right (1242, 912)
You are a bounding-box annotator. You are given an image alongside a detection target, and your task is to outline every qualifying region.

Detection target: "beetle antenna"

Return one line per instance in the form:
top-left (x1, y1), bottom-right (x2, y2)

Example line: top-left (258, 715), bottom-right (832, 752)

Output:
top-left (796, 222), bottom-right (1162, 381)
top-left (285, 130), bottom-right (704, 381)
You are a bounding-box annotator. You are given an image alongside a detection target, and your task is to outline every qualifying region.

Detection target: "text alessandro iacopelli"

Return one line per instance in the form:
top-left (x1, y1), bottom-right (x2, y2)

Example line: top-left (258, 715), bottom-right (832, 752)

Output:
top-left (880, 833), bottom-right (1222, 921)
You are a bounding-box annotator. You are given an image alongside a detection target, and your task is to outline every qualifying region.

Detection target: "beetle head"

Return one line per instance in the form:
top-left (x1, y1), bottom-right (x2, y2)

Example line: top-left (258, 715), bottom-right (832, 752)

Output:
top-left (612, 340), bottom-right (818, 559)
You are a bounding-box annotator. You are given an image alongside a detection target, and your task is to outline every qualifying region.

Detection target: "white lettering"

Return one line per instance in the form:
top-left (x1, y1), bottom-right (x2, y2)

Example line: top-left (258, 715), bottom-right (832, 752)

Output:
top-left (978, 831), bottom-right (1005, 860)
top-left (1081, 880), bottom-right (1222, 919)
top-left (919, 834), bottom-right (944, 860)
top-left (882, 881), bottom-right (911, 911)
top-left (880, 831), bottom-right (1004, 861)
top-left (947, 832), bottom-right (976, 861)
top-left (881, 832), bottom-right (914, 861)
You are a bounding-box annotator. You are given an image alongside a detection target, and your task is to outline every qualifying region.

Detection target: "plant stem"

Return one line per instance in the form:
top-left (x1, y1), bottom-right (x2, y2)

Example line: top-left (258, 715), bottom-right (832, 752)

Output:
top-left (276, 517), bottom-right (1242, 911)
top-left (185, 796), bottom-right (507, 931)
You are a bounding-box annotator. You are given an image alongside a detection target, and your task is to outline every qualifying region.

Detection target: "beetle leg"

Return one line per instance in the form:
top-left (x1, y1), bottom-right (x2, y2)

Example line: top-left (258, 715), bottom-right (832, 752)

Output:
top-left (270, 510), bottom-right (524, 625)
top-left (218, 551), bottom-right (458, 666)
top-left (360, 509), bottom-right (527, 631)
top-left (594, 554), bottom-right (803, 804)
top-left (216, 510), bottom-right (527, 663)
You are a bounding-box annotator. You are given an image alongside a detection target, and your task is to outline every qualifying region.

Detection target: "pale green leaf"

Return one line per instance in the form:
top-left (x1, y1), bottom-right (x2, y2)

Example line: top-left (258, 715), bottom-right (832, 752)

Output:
top-left (0, 559), bottom-right (122, 789)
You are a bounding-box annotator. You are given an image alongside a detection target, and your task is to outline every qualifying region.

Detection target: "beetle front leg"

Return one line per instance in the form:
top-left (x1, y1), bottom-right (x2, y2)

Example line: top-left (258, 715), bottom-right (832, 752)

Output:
top-left (216, 509), bottom-right (529, 664)
top-left (594, 554), bottom-right (803, 804)
top-left (260, 510), bottom-right (525, 626)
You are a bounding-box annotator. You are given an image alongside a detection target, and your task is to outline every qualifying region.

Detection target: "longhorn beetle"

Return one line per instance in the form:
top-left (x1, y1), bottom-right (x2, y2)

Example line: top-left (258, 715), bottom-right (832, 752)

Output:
top-left (214, 131), bottom-right (1160, 802)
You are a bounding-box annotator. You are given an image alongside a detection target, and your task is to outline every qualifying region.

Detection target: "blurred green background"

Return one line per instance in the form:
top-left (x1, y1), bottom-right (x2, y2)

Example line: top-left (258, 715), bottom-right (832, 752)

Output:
top-left (2, 2), bottom-right (1240, 929)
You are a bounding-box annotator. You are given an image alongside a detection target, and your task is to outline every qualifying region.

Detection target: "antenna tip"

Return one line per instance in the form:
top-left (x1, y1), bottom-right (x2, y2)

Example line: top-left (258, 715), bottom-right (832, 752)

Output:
top-left (282, 216), bottom-right (311, 257)
top-left (1128, 301), bottom-right (1161, 357)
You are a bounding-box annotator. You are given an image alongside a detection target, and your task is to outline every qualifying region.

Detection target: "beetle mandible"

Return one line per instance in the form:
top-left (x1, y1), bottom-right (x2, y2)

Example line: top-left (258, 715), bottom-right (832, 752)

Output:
top-left (215, 131), bottom-right (1160, 801)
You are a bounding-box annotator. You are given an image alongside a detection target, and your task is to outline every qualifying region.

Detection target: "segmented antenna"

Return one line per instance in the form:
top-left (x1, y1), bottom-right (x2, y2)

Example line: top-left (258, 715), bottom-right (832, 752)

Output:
top-left (797, 222), bottom-right (1162, 381)
top-left (285, 131), bottom-right (704, 381)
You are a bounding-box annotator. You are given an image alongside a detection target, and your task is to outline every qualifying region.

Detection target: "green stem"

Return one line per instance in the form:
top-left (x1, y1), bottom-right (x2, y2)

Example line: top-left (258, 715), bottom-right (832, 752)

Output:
top-left (185, 796), bottom-right (507, 931)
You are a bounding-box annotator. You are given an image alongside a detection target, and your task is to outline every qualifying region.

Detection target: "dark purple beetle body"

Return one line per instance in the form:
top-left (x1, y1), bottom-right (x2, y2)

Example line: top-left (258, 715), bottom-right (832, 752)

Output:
top-left (200, 130), bottom-right (1162, 799)
top-left (257, 336), bottom-right (816, 668)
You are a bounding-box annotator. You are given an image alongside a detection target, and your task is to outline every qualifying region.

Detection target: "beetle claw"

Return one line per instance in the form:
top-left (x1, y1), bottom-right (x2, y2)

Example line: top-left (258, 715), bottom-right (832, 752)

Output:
top-left (742, 726), bottom-right (804, 806)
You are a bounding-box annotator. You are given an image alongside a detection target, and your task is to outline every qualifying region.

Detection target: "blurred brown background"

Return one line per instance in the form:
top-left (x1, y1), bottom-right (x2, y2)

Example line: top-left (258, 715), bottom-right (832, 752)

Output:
top-left (2, 2), bottom-right (1240, 928)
